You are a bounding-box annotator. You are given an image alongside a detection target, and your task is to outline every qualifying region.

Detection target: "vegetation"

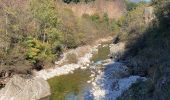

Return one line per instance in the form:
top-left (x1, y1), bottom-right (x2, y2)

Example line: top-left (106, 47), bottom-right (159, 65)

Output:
top-left (0, 0), bottom-right (170, 99)
top-left (65, 53), bottom-right (78, 64)
top-left (116, 0), bottom-right (170, 99)
top-left (117, 79), bottom-right (154, 100)
top-left (62, 0), bottom-right (95, 4)
top-left (0, 0), bottom-right (114, 72)
top-left (91, 44), bottom-right (110, 62)
top-left (125, 0), bottom-right (140, 11)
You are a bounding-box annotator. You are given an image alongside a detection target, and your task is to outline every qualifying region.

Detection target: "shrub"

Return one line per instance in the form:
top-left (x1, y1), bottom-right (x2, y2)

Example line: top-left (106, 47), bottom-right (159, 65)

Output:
top-left (111, 19), bottom-right (120, 33)
top-left (66, 53), bottom-right (78, 64)
top-left (90, 13), bottom-right (100, 23)
top-left (103, 13), bottom-right (109, 25)
top-left (25, 37), bottom-right (56, 66)
top-left (125, 0), bottom-right (139, 11)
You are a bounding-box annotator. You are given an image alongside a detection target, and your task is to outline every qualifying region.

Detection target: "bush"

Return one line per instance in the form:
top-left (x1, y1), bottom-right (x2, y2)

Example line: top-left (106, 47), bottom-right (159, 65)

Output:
top-left (90, 13), bottom-right (100, 23)
top-left (103, 13), bottom-right (109, 25)
top-left (25, 37), bottom-right (56, 66)
top-left (111, 19), bottom-right (120, 33)
top-left (125, 0), bottom-right (139, 11)
top-left (66, 53), bottom-right (78, 64)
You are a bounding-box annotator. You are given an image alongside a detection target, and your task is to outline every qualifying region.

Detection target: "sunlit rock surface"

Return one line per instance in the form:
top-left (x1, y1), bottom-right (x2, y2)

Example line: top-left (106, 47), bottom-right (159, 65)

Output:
top-left (88, 62), bottom-right (146, 100)
top-left (0, 75), bottom-right (51, 100)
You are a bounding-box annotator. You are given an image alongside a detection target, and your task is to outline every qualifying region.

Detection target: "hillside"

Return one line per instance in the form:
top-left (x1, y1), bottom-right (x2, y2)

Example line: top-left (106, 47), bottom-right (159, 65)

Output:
top-left (113, 1), bottom-right (170, 99)
top-left (0, 0), bottom-right (126, 82)
top-left (56, 0), bottom-right (126, 19)
top-left (1, 0), bottom-right (170, 100)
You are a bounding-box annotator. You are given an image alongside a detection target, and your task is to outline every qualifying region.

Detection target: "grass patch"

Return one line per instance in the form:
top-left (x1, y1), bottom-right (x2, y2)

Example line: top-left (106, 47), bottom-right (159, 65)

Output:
top-left (91, 44), bottom-right (110, 62)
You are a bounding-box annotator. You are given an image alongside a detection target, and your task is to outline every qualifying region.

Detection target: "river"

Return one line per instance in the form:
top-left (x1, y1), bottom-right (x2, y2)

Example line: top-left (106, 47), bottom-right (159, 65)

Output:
top-left (38, 42), bottom-right (146, 100)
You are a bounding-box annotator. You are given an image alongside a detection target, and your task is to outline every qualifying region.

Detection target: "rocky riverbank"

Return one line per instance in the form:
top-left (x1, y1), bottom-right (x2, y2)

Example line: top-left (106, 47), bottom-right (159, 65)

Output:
top-left (86, 62), bottom-right (147, 100)
top-left (0, 39), bottom-right (148, 100)
top-left (35, 37), bottom-right (113, 80)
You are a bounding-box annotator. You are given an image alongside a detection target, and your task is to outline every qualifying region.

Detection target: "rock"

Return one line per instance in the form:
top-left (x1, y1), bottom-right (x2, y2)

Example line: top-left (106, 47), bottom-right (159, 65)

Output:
top-left (90, 61), bottom-right (144, 100)
top-left (112, 35), bottom-right (120, 44)
top-left (0, 70), bottom-right (14, 79)
top-left (109, 43), bottom-right (125, 60)
top-left (90, 74), bottom-right (95, 78)
top-left (101, 59), bottom-right (112, 64)
top-left (33, 60), bottom-right (44, 71)
top-left (143, 6), bottom-right (155, 24)
top-left (80, 66), bottom-right (86, 70)
top-left (105, 62), bottom-right (129, 78)
top-left (87, 81), bottom-right (91, 83)
top-left (0, 75), bottom-right (51, 100)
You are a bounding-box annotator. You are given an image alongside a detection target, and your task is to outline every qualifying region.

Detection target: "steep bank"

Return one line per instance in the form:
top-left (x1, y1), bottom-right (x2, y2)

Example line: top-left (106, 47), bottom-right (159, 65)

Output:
top-left (113, 1), bottom-right (170, 99)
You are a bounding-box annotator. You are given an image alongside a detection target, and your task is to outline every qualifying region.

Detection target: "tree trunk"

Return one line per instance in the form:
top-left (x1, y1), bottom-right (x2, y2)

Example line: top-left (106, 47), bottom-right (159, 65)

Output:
top-left (5, 13), bottom-right (8, 53)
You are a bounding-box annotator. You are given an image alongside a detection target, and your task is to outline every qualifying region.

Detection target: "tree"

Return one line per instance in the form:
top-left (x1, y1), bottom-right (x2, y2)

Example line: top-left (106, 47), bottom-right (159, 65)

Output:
top-left (28, 0), bottom-right (63, 65)
top-left (30, 0), bottom-right (60, 42)
top-left (152, 0), bottom-right (170, 29)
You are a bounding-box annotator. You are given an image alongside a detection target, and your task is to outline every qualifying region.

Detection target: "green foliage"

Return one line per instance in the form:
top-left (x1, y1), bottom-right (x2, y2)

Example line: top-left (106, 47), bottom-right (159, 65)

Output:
top-left (153, 0), bottom-right (170, 29)
top-left (117, 4), bottom-right (146, 40)
top-left (117, 1), bottom-right (170, 99)
top-left (103, 13), bottom-right (109, 25)
top-left (30, 0), bottom-right (61, 45)
top-left (125, 0), bottom-right (139, 11)
top-left (117, 16), bottom-right (126, 27)
top-left (25, 37), bottom-right (55, 64)
top-left (30, 0), bottom-right (59, 26)
top-left (90, 13), bottom-right (100, 23)
top-left (111, 20), bottom-right (120, 33)
top-left (0, 0), bottom-right (113, 72)
top-left (91, 44), bottom-right (110, 62)
top-left (27, 0), bottom-right (63, 65)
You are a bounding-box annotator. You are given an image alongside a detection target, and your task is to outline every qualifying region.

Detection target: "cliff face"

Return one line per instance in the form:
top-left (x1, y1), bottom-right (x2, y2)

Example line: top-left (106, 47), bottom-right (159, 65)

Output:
top-left (56, 0), bottom-right (126, 19)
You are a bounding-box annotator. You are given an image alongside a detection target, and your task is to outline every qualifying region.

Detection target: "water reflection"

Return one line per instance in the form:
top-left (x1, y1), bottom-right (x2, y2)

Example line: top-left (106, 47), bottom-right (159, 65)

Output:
top-left (48, 43), bottom-right (111, 100)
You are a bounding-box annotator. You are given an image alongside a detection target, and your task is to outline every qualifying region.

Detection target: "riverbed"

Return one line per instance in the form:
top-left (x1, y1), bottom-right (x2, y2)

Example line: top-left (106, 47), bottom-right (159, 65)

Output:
top-left (38, 42), bottom-right (146, 100)
top-left (47, 43), bottom-right (111, 100)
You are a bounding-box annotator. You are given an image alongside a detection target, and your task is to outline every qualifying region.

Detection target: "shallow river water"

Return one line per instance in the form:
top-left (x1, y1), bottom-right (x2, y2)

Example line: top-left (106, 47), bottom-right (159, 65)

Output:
top-left (47, 43), bottom-right (110, 100)
top-left (45, 43), bottom-right (146, 100)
